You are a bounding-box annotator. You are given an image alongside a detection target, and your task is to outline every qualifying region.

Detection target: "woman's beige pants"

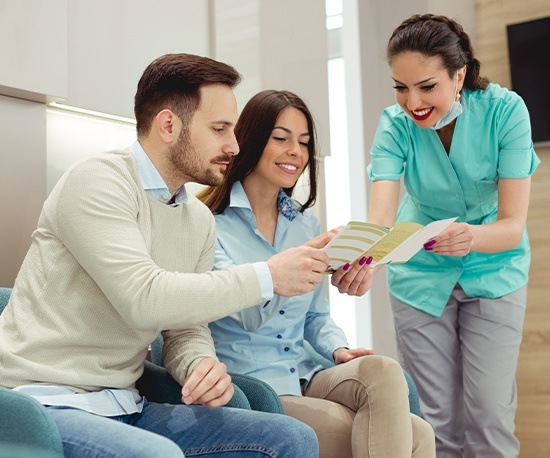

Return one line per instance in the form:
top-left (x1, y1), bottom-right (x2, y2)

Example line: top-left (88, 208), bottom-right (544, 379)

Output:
top-left (280, 355), bottom-right (435, 458)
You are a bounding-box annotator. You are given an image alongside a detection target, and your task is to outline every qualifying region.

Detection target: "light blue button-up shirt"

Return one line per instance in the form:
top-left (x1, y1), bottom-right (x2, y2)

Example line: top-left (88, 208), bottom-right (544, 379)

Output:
top-left (368, 83), bottom-right (540, 317)
top-left (209, 182), bottom-right (348, 396)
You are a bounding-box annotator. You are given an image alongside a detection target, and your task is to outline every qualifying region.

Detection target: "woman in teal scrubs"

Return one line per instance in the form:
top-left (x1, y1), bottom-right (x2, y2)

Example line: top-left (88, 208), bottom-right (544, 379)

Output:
top-left (367, 13), bottom-right (540, 457)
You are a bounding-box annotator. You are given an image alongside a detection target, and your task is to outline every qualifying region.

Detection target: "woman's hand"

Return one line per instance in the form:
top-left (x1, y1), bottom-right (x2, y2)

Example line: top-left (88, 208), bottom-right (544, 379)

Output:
top-left (333, 347), bottom-right (375, 364)
top-left (424, 222), bottom-right (474, 256)
top-left (330, 256), bottom-right (374, 296)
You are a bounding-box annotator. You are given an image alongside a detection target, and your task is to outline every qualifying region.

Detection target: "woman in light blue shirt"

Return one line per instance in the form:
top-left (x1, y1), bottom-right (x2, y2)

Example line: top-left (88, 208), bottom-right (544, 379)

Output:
top-left (367, 14), bottom-right (540, 457)
top-left (199, 90), bottom-right (435, 458)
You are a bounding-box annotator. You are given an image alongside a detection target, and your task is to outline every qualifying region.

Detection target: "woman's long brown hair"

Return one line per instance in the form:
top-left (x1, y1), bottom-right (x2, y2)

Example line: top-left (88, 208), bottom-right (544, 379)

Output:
top-left (198, 89), bottom-right (318, 214)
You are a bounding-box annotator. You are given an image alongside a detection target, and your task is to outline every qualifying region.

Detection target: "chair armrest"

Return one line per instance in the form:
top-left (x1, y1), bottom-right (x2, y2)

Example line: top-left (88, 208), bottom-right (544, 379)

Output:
top-left (230, 373), bottom-right (284, 414)
top-left (136, 360), bottom-right (184, 404)
top-left (0, 386), bottom-right (64, 457)
top-left (403, 370), bottom-right (422, 418)
top-left (136, 360), bottom-right (251, 409)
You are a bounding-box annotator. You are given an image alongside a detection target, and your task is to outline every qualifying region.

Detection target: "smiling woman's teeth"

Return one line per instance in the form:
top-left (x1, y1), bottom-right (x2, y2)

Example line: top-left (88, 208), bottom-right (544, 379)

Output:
top-left (413, 108), bottom-right (431, 116)
top-left (278, 164), bottom-right (297, 171)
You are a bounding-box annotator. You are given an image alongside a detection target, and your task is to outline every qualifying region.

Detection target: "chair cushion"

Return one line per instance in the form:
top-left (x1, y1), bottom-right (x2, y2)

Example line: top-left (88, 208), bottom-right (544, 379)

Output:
top-left (0, 386), bottom-right (64, 457)
top-left (0, 287), bottom-right (11, 313)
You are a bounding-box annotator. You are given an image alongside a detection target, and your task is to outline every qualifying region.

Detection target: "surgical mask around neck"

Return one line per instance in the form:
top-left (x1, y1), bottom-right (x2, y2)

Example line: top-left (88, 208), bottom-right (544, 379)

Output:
top-left (431, 74), bottom-right (463, 130)
top-left (431, 99), bottom-right (463, 130)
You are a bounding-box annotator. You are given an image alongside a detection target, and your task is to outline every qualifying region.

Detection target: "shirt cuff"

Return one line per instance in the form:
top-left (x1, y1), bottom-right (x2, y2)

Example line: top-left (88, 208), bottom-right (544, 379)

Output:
top-left (251, 261), bottom-right (274, 307)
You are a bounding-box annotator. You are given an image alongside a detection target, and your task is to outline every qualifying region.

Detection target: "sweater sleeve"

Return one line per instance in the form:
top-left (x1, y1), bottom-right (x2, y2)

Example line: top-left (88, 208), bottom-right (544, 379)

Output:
top-left (162, 219), bottom-right (219, 381)
top-left (162, 325), bottom-right (217, 383)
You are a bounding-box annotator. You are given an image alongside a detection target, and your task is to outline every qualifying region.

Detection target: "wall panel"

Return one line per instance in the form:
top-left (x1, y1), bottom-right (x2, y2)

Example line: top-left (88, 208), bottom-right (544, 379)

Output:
top-left (476, 0), bottom-right (550, 455)
top-left (65, 0), bottom-right (210, 118)
top-left (0, 0), bottom-right (67, 103)
top-left (0, 96), bottom-right (47, 286)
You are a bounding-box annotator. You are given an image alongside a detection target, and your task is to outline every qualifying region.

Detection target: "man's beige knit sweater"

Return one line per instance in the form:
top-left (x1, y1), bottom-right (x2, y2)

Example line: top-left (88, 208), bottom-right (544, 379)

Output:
top-left (0, 150), bottom-right (262, 393)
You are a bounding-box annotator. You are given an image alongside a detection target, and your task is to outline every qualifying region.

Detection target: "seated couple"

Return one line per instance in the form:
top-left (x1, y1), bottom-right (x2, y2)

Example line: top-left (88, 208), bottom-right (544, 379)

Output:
top-left (0, 52), bottom-right (434, 457)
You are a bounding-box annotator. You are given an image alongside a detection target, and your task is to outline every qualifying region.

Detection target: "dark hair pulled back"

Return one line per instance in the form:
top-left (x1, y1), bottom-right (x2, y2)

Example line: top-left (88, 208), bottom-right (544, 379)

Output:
top-left (387, 14), bottom-right (489, 90)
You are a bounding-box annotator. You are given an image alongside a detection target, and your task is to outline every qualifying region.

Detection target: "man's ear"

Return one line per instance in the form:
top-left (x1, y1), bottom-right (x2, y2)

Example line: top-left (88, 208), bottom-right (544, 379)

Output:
top-left (155, 109), bottom-right (180, 144)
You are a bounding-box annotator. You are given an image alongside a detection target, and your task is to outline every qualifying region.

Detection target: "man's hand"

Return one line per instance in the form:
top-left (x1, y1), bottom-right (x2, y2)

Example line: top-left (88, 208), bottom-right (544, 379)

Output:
top-left (181, 357), bottom-right (234, 407)
top-left (333, 347), bottom-right (375, 364)
top-left (266, 246), bottom-right (329, 297)
top-left (330, 256), bottom-right (374, 296)
top-left (303, 226), bottom-right (343, 249)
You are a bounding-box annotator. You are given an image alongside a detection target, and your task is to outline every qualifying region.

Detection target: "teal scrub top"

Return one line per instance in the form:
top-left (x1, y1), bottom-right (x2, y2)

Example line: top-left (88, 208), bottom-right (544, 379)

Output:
top-left (367, 84), bottom-right (540, 317)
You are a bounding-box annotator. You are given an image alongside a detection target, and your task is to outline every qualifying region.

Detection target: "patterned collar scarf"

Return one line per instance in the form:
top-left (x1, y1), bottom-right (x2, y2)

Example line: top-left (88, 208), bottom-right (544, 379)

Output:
top-left (277, 189), bottom-right (298, 222)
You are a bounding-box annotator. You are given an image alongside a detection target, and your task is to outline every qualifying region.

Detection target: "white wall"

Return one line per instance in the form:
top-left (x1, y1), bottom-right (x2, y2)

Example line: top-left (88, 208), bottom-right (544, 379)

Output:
top-left (0, 0), bottom-right (68, 102)
top-left (0, 96), bottom-right (47, 286)
top-left (214, 0), bottom-right (330, 156)
top-left (0, 0), bottom-right (331, 289)
top-left (0, 0), bottom-right (68, 285)
top-left (46, 110), bottom-right (136, 193)
top-left (0, 0), bottom-right (211, 286)
top-left (64, 0), bottom-right (210, 118)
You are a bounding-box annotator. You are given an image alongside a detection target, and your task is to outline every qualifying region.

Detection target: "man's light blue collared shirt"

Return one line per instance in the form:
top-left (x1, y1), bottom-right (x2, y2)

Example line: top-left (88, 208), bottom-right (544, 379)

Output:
top-left (130, 140), bottom-right (188, 206)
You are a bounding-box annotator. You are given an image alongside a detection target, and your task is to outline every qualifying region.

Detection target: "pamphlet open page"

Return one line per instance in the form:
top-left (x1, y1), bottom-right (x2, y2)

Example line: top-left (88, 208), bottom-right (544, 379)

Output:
top-left (323, 217), bottom-right (457, 272)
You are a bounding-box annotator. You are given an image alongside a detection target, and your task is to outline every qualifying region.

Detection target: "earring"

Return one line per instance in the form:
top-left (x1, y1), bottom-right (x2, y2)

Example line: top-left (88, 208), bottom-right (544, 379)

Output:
top-left (456, 92), bottom-right (461, 102)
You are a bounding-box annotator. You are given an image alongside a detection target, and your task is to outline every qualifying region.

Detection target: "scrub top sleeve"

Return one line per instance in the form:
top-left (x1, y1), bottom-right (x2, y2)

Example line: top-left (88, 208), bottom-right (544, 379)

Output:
top-left (368, 109), bottom-right (408, 181)
top-left (497, 94), bottom-right (540, 178)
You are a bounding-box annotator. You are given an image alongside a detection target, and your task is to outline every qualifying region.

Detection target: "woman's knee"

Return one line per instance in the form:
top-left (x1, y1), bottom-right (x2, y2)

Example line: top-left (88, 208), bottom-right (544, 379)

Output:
top-left (354, 355), bottom-right (408, 391)
top-left (411, 414), bottom-right (436, 458)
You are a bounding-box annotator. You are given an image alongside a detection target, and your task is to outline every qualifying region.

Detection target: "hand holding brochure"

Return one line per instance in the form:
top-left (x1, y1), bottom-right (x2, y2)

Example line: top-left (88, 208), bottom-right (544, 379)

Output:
top-left (323, 217), bottom-right (457, 272)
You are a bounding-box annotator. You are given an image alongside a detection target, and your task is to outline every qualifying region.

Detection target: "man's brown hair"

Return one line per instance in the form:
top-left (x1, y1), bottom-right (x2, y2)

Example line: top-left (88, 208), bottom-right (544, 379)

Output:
top-left (134, 53), bottom-right (241, 136)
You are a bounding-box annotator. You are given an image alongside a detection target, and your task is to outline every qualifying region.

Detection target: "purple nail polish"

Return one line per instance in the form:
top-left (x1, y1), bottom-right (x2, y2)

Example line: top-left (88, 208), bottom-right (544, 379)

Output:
top-left (366, 256), bottom-right (373, 265)
top-left (359, 257), bottom-right (367, 266)
top-left (424, 246), bottom-right (433, 251)
top-left (424, 240), bottom-right (436, 249)
top-left (343, 263), bottom-right (350, 271)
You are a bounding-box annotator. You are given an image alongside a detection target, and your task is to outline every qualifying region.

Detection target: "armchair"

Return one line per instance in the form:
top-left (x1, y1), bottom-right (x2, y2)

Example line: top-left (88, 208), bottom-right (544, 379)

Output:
top-left (150, 334), bottom-right (283, 414)
top-left (0, 287), bottom-right (279, 457)
top-left (152, 334), bottom-right (423, 418)
top-left (0, 285), bottom-right (422, 456)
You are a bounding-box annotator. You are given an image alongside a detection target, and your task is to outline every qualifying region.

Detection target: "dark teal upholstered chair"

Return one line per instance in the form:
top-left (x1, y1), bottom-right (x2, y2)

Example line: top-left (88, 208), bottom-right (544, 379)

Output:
top-left (0, 287), bottom-right (65, 457)
top-left (1, 285), bottom-right (421, 456)
top-left (152, 331), bottom-right (423, 418)
top-left (150, 334), bottom-right (283, 414)
top-left (0, 287), bottom-right (279, 456)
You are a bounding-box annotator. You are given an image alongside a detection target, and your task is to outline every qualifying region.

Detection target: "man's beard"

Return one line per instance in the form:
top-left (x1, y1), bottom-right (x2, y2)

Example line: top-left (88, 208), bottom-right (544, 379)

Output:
top-left (168, 130), bottom-right (227, 187)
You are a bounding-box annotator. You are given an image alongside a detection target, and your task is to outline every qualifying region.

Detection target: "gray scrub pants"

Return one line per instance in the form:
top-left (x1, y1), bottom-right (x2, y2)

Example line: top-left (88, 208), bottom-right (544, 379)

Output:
top-left (390, 284), bottom-right (527, 458)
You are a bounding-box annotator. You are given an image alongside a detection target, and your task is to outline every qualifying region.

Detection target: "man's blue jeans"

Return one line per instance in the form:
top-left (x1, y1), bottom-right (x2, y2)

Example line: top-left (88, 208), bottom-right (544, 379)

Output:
top-left (47, 400), bottom-right (319, 457)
